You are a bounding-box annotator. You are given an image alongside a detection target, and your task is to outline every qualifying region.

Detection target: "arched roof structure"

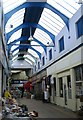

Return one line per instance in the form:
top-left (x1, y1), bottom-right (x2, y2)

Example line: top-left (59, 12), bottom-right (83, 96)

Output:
top-left (3, 0), bottom-right (81, 65)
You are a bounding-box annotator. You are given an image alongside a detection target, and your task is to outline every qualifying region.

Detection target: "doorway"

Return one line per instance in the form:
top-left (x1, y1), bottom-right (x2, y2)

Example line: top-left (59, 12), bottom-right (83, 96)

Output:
top-left (64, 84), bottom-right (67, 105)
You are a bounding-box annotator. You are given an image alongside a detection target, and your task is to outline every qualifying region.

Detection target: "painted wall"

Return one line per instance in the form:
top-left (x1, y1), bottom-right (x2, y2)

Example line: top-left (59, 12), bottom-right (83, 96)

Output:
top-left (33, 5), bottom-right (83, 111)
top-left (34, 5), bottom-right (83, 73)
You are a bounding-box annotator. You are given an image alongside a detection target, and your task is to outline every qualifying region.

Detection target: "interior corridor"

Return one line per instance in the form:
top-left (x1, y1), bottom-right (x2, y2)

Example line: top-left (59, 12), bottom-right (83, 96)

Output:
top-left (17, 97), bottom-right (78, 118)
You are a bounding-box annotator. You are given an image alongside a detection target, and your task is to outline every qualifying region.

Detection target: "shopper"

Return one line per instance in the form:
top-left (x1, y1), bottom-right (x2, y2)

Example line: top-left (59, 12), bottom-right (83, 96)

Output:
top-left (4, 89), bottom-right (12, 99)
top-left (44, 89), bottom-right (48, 102)
top-left (21, 87), bottom-right (24, 98)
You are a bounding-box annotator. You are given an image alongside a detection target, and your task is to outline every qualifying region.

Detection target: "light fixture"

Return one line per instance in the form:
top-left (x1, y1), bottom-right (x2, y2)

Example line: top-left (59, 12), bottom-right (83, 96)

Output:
top-left (28, 27), bottom-right (34, 42)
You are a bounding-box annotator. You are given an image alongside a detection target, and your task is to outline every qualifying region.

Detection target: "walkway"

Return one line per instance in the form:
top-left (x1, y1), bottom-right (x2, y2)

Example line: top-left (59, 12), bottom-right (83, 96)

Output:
top-left (17, 97), bottom-right (80, 119)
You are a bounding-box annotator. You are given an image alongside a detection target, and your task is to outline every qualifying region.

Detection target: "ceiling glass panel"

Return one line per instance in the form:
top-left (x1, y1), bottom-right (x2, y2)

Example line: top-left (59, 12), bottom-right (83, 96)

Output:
top-left (34, 33), bottom-right (51, 44)
top-left (11, 41), bottom-right (20, 53)
top-left (8, 29), bottom-right (22, 44)
top-left (40, 17), bottom-right (60, 32)
top-left (34, 28), bottom-right (52, 45)
top-left (44, 9), bottom-right (65, 26)
top-left (12, 55), bottom-right (18, 61)
top-left (35, 34), bottom-right (52, 46)
top-left (5, 8), bottom-right (25, 33)
top-left (12, 50), bottom-right (19, 56)
top-left (31, 41), bottom-right (44, 53)
top-left (3, 0), bottom-right (26, 14)
top-left (11, 45), bottom-right (19, 51)
top-left (28, 49), bottom-right (39, 58)
top-left (24, 55), bottom-right (35, 63)
top-left (38, 8), bottom-right (65, 36)
top-left (47, 0), bottom-right (80, 18)
top-left (34, 34), bottom-right (50, 46)
top-left (3, 0), bottom-right (82, 66)
top-left (42, 14), bottom-right (63, 30)
top-left (25, 59), bottom-right (33, 65)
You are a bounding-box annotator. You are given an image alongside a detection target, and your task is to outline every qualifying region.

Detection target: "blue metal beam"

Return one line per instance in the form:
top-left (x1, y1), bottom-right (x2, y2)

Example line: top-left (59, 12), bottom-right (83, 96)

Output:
top-left (5, 2), bottom-right (69, 29)
top-left (6, 23), bottom-right (55, 44)
top-left (11, 46), bottom-right (41, 59)
top-left (8, 36), bottom-right (47, 53)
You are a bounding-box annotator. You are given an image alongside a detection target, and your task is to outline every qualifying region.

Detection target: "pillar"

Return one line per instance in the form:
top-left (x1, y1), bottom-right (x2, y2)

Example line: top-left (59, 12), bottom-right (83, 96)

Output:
top-left (70, 68), bottom-right (77, 111)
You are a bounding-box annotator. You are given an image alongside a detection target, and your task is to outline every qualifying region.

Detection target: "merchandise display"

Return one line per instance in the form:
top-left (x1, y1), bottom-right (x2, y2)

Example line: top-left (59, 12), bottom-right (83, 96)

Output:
top-left (2, 97), bottom-right (38, 120)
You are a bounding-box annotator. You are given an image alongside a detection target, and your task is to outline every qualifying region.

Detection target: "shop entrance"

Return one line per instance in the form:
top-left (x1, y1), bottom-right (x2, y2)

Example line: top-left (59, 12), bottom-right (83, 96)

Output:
top-left (64, 84), bottom-right (67, 105)
top-left (64, 75), bottom-right (72, 107)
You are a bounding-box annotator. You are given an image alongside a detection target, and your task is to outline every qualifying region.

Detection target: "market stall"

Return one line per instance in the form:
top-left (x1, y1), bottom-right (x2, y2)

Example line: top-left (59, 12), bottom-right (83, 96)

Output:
top-left (2, 96), bottom-right (38, 119)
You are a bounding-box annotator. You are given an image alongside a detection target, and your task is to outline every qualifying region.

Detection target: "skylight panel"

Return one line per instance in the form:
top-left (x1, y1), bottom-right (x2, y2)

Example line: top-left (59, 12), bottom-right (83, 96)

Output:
top-left (64, 0), bottom-right (81, 10)
top-left (47, 0), bottom-right (81, 18)
top-left (38, 23), bottom-right (57, 36)
top-left (35, 33), bottom-right (52, 45)
top-left (10, 42), bottom-right (20, 53)
top-left (63, 0), bottom-right (78, 10)
top-left (8, 29), bottom-right (22, 44)
top-left (15, 41), bottom-right (20, 45)
top-left (44, 9), bottom-right (65, 26)
top-left (47, 0), bottom-right (70, 17)
top-left (34, 28), bottom-right (52, 44)
top-left (24, 55), bottom-right (35, 63)
top-left (12, 55), bottom-right (18, 61)
top-left (3, 0), bottom-right (26, 14)
top-left (38, 7), bottom-right (65, 36)
top-left (36, 32), bottom-right (52, 43)
top-left (12, 50), bottom-right (19, 56)
top-left (43, 14), bottom-right (63, 30)
top-left (34, 34), bottom-right (50, 46)
top-left (31, 41), bottom-right (44, 53)
top-left (25, 59), bottom-right (33, 65)
top-left (5, 8), bottom-right (25, 33)
top-left (28, 49), bottom-right (39, 58)
top-left (39, 20), bottom-right (58, 34)
top-left (40, 16), bottom-right (61, 32)
top-left (11, 45), bottom-right (19, 51)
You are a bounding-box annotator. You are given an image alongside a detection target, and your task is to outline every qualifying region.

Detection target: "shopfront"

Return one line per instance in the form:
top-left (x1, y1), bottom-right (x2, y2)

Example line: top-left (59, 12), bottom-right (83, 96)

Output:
top-left (75, 65), bottom-right (83, 110)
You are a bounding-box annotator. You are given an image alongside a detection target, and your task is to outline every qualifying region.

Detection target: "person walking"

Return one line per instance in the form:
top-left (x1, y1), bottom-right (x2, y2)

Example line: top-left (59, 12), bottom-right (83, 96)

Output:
top-left (21, 87), bottom-right (24, 98)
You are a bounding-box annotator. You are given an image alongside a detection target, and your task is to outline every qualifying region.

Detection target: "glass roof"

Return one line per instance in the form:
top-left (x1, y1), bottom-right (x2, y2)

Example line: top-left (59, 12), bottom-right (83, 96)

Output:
top-left (3, 0), bottom-right (26, 14)
top-left (24, 55), bottom-right (35, 63)
top-left (5, 8), bottom-right (25, 33)
top-left (25, 59), bottom-right (33, 65)
top-left (3, 0), bottom-right (82, 65)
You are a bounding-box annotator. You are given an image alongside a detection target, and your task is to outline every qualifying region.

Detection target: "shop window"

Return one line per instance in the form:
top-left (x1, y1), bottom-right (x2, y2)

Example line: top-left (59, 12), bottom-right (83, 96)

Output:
top-left (75, 66), bottom-right (83, 81)
top-left (59, 36), bottom-right (64, 52)
top-left (38, 62), bottom-right (40, 69)
top-left (75, 65), bottom-right (83, 97)
top-left (53, 77), bottom-right (56, 96)
top-left (49, 49), bottom-right (52, 60)
top-left (59, 77), bottom-right (63, 97)
top-left (42, 56), bottom-right (45, 66)
top-left (76, 16), bottom-right (83, 39)
top-left (67, 75), bottom-right (72, 99)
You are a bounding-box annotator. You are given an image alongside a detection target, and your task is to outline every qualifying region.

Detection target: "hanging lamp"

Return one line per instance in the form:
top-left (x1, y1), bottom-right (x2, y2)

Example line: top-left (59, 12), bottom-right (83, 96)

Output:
top-left (28, 27), bottom-right (34, 42)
